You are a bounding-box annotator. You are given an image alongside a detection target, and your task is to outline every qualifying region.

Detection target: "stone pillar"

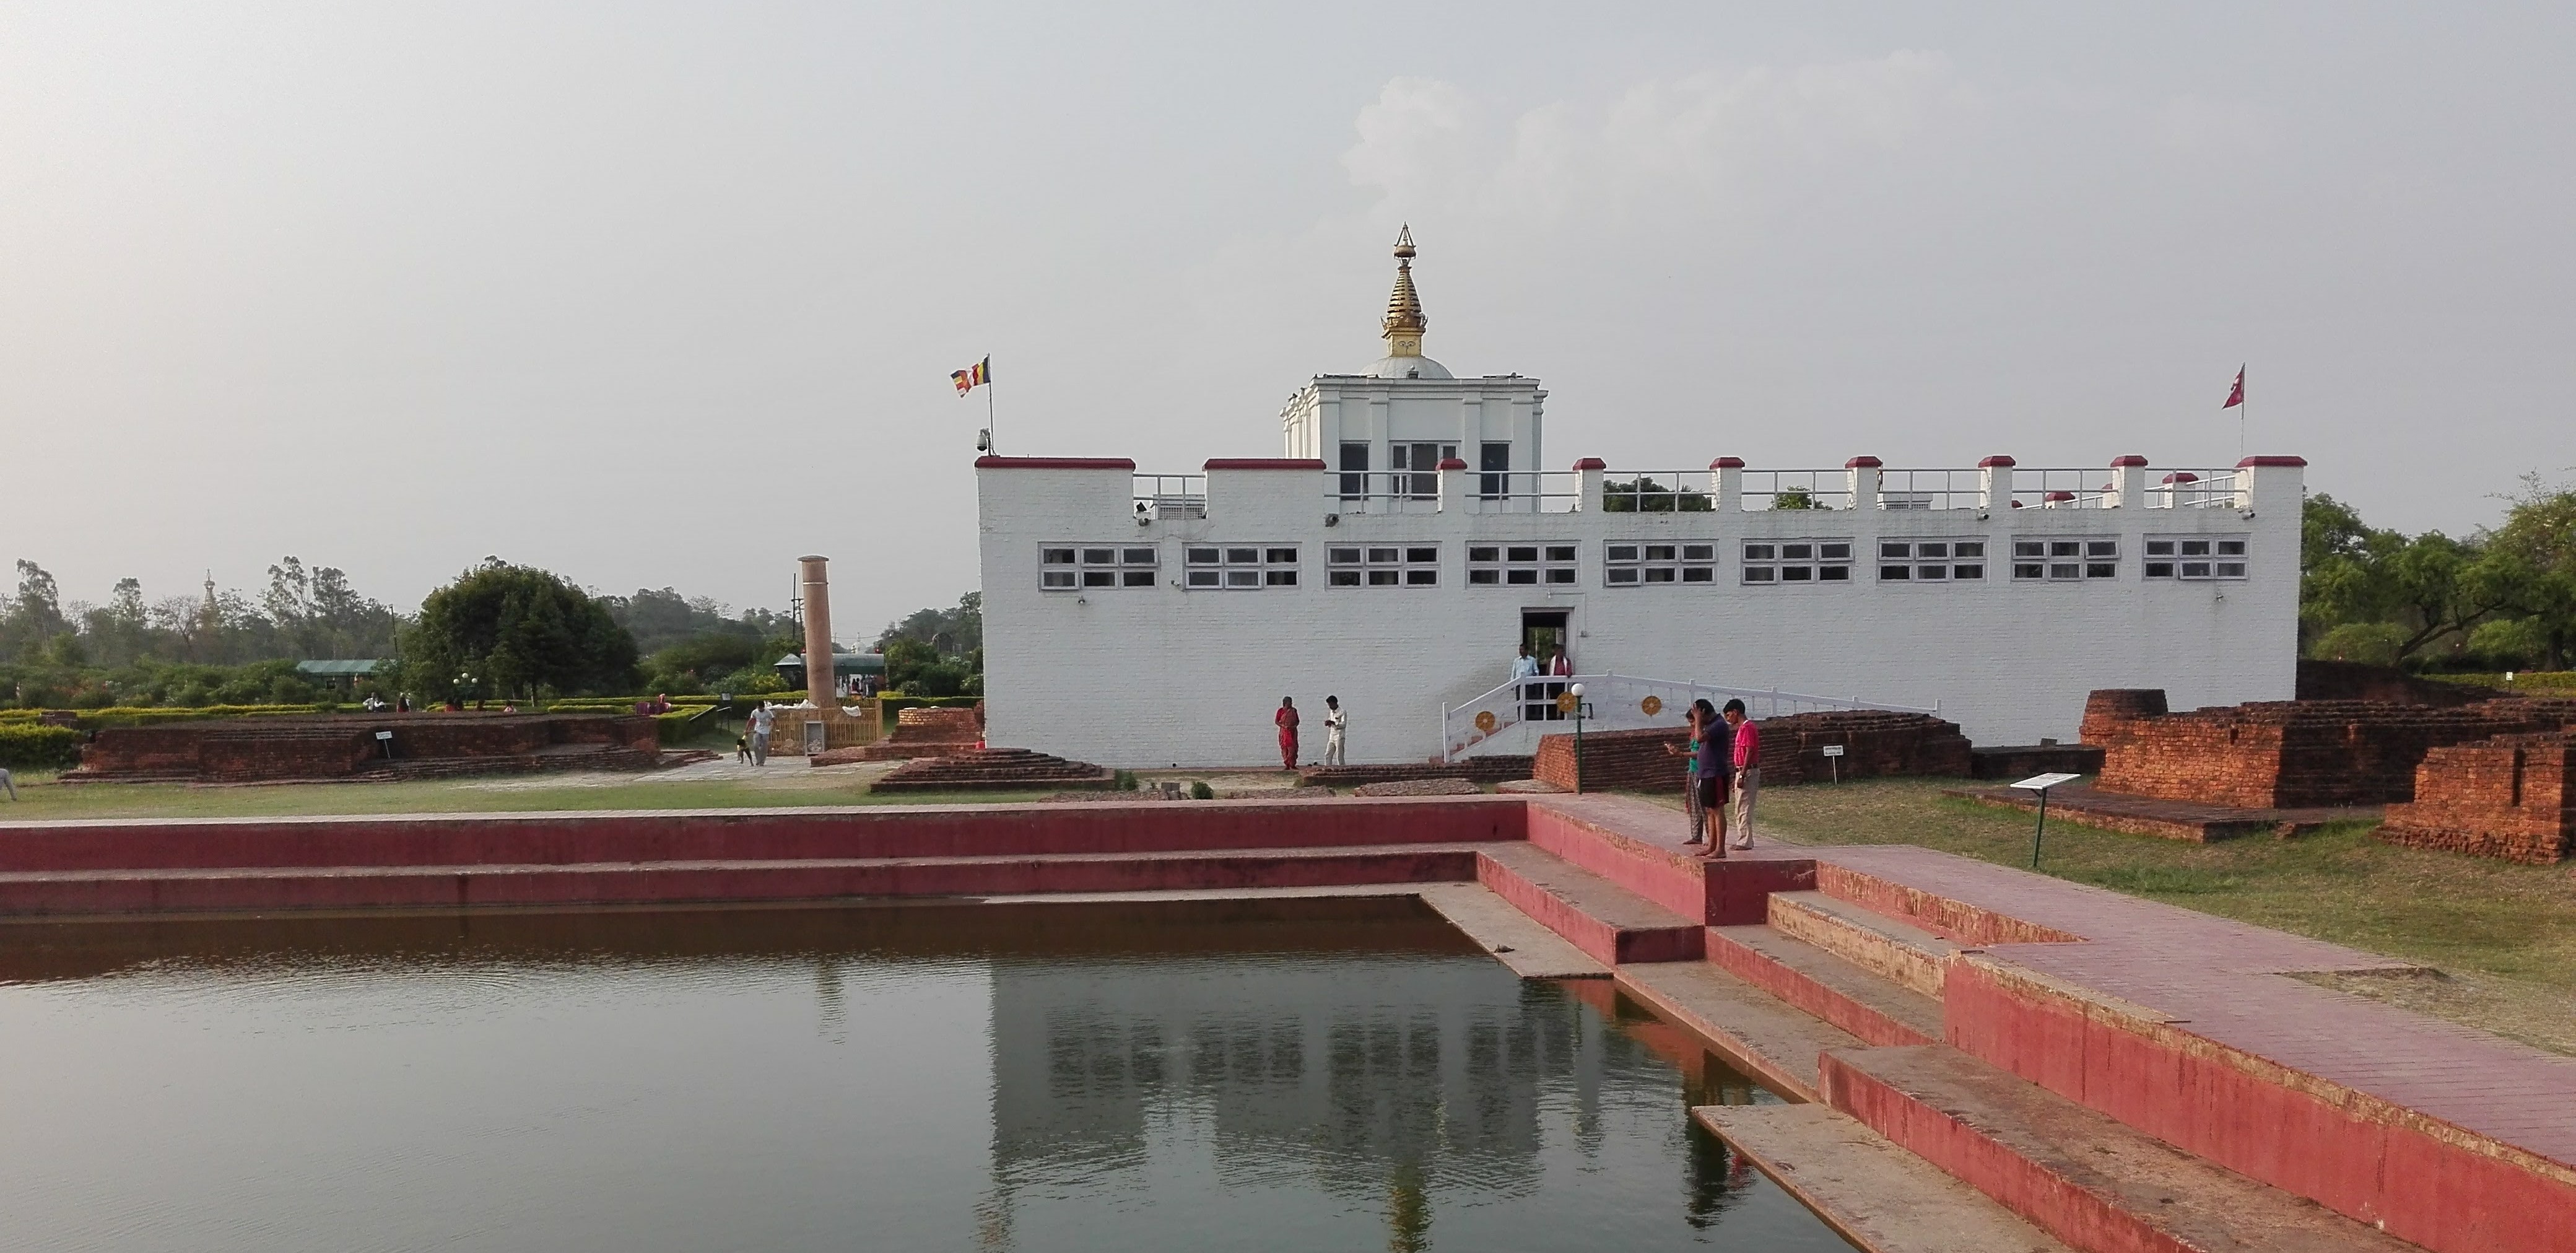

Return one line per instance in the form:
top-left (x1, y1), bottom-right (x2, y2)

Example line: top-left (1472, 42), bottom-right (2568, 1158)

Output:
top-left (2108, 455), bottom-right (2148, 509)
top-left (2235, 455), bottom-right (2305, 515)
top-left (1978, 455), bottom-right (2016, 512)
top-left (1437, 456), bottom-right (1470, 513)
top-left (1573, 457), bottom-right (1606, 512)
top-left (799, 555), bottom-right (833, 708)
top-left (1845, 455), bottom-right (1882, 512)
top-left (1711, 458), bottom-right (1743, 512)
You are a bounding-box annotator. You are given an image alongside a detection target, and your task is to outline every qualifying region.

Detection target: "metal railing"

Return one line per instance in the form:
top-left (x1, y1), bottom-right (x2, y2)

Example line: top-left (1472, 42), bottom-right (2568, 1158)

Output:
top-left (2146, 469), bottom-right (2243, 509)
top-left (1132, 474), bottom-right (1206, 520)
top-left (1329, 469), bottom-right (1582, 514)
top-left (2000, 468), bottom-right (2114, 510)
top-left (1738, 470), bottom-right (1855, 512)
top-left (1874, 468), bottom-right (1986, 511)
top-left (1440, 672), bottom-right (1938, 761)
top-left (1599, 471), bottom-right (1718, 513)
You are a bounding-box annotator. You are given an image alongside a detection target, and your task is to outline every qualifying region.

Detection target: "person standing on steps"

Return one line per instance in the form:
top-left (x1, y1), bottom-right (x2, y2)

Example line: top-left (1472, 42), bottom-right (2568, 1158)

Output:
top-left (1664, 699), bottom-right (1728, 852)
top-left (1723, 698), bottom-right (1759, 850)
top-left (1322, 696), bottom-right (1348, 767)
top-left (1274, 696), bottom-right (1300, 771)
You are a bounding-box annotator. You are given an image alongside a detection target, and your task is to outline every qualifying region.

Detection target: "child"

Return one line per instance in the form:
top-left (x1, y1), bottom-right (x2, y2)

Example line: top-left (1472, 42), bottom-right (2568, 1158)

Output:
top-left (734, 732), bottom-right (752, 764)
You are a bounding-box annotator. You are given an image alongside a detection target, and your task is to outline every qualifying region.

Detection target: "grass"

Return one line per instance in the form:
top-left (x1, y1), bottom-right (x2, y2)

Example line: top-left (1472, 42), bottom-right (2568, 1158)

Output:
top-left (1700, 777), bottom-right (2576, 1055)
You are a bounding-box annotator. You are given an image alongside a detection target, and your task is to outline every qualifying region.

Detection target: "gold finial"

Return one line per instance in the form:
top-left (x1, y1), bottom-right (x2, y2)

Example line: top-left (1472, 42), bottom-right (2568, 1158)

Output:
top-left (1382, 224), bottom-right (1425, 356)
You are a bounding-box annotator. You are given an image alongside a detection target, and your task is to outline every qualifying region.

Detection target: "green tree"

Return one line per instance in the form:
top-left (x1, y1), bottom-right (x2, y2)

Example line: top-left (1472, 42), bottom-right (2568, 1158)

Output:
top-left (399, 559), bottom-right (639, 701)
top-left (2468, 477), bottom-right (2576, 668)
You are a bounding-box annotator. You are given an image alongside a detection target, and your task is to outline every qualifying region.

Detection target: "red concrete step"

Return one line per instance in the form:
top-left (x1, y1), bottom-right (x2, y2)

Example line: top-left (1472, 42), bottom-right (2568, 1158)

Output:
top-left (1524, 794), bottom-right (1816, 924)
top-left (1821, 1044), bottom-right (2426, 1253)
top-left (0, 796), bottom-right (1526, 873)
top-left (1767, 891), bottom-right (1958, 998)
top-left (1474, 841), bottom-right (1702, 966)
top-left (1616, 959), bottom-right (1868, 1101)
top-left (0, 843), bottom-right (1484, 917)
top-left (1705, 915), bottom-right (1944, 1049)
top-left (1694, 1103), bottom-right (2077, 1253)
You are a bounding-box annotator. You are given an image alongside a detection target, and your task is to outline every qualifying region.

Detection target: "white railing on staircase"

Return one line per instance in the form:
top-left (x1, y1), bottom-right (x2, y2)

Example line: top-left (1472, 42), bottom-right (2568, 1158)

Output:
top-left (1439, 673), bottom-right (1938, 762)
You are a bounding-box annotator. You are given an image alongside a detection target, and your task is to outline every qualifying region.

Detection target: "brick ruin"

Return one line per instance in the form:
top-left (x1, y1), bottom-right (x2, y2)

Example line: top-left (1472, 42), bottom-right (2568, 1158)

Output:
top-left (1531, 710), bottom-right (1972, 793)
top-left (2087, 688), bottom-right (2576, 815)
top-left (828, 705), bottom-right (983, 763)
top-left (2379, 733), bottom-right (2576, 864)
top-left (63, 713), bottom-right (661, 785)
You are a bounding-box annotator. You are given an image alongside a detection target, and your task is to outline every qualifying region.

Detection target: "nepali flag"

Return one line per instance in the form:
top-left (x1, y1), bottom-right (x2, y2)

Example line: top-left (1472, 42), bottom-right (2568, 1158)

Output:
top-left (951, 356), bottom-right (990, 396)
top-left (2221, 365), bottom-right (2245, 409)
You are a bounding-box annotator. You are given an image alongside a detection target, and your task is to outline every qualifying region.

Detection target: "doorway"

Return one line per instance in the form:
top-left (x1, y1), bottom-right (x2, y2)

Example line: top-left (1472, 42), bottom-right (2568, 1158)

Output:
top-left (1521, 609), bottom-right (1570, 721)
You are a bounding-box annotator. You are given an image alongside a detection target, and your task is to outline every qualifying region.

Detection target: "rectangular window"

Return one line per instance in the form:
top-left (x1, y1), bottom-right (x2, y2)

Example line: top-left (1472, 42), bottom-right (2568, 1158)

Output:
top-left (2146, 535), bottom-right (2249, 580)
top-left (1742, 538), bottom-right (1851, 586)
top-left (1471, 543), bottom-right (1570, 587)
top-left (1046, 543), bottom-right (1156, 591)
top-left (1338, 543), bottom-right (1436, 588)
top-left (1605, 539), bottom-right (1713, 587)
top-left (2014, 538), bottom-right (2115, 581)
top-left (1479, 442), bottom-right (1512, 499)
top-left (1339, 442), bottom-right (1368, 500)
top-left (1176, 543), bottom-right (1298, 590)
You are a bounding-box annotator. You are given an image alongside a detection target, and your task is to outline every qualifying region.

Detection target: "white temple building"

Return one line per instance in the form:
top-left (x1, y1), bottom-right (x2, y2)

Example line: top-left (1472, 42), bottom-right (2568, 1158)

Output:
top-left (977, 231), bottom-right (2304, 767)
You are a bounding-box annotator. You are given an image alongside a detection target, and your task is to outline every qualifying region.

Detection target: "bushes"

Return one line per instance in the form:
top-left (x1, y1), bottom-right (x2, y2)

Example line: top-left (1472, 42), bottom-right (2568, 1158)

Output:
top-left (0, 704), bottom-right (323, 730)
top-left (653, 707), bottom-right (713, 746)
top-left (0, 724), bottom-right (81, 771)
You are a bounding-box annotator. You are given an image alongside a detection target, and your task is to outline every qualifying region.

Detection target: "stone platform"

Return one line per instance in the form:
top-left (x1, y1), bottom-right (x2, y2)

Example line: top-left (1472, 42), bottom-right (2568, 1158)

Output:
top-left (1946, 782), bottom-right (2381, 841)
top-left (61, 712), bottom-right (661, 785)
top-left (2, 793), bottom-right (2568, 1252)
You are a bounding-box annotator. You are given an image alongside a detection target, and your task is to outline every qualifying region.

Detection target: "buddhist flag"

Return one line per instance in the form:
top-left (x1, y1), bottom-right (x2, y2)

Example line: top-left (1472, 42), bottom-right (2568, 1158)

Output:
top-left (2221, 365), bottom-right (2245, 409)
top-left (951, 356), bottom-right (991, 396)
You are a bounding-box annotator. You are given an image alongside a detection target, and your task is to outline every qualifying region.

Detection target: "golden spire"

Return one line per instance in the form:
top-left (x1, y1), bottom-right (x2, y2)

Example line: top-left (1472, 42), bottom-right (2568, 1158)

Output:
top-left (1381, 224), bottom-right (1425, 357)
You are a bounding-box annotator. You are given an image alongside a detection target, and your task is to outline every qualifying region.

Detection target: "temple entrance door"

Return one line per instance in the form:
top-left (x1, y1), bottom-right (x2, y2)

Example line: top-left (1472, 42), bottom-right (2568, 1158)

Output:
top-left (1521, 609), bottom-right (1570, 721)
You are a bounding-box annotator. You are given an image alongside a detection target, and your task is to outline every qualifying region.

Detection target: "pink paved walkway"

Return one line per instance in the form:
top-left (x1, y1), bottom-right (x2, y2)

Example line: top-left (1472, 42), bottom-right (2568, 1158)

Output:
top-left (1818, 843), bottom-right (2576, 1169)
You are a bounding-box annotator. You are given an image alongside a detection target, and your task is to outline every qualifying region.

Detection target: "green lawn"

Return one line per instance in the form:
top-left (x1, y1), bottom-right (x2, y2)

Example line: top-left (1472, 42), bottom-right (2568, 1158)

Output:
top-left (0, 768), bottom-right (1061, 820)
top-left (1712, 777), bottom-right (2576, 1055)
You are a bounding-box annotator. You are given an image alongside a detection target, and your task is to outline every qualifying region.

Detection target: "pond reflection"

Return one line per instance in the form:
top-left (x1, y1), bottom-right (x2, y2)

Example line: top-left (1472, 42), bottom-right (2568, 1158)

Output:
top-left (0, 899), bottom-right (1846, 1252)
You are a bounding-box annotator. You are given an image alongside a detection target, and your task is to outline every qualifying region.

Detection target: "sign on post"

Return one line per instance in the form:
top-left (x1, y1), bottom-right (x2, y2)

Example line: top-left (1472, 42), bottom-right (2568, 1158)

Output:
top-left (2009, 772), bottom-right (2082, 868)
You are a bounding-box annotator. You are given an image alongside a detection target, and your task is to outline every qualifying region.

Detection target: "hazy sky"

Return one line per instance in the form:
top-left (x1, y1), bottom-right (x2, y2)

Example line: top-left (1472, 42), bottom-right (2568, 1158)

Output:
top-left (7, 2), bottom-right (2572, 640)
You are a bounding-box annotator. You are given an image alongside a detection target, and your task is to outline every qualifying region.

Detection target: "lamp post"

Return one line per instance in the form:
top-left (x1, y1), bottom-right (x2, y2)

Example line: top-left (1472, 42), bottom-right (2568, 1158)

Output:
top-left (1569, 683), bottom-right (1588, 793)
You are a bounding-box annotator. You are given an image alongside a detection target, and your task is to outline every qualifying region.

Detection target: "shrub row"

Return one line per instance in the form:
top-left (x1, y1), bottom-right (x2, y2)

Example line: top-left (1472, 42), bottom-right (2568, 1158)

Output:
top-left (0, 725), bottom-right (82, 771)
top-left (2429, 671), bottom-right (2576, 692)
top-left (0, 704), bottom-right (325, 730)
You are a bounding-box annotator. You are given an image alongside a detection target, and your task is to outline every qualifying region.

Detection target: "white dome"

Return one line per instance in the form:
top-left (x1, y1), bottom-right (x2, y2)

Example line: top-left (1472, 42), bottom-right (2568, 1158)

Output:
top-left (1361, 354), bottom-right (1453, 380)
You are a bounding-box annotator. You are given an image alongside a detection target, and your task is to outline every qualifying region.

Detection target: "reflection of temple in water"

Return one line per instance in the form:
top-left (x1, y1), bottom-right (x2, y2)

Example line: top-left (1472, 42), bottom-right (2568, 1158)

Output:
top-left (978, 952), bottom-right (1765, 1249)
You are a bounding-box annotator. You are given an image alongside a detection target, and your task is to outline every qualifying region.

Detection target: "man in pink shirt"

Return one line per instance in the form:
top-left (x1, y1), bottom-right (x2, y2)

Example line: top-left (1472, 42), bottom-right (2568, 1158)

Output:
top-left (1721, 699), bottom-right (1759, 850)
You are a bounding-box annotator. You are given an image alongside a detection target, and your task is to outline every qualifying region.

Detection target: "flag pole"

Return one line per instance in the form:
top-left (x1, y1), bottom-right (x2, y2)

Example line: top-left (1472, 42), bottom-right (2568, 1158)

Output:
top-left (2239, 365), bottom-right (2247, 461)
top-left (983, 356), bottom-right (998, 455)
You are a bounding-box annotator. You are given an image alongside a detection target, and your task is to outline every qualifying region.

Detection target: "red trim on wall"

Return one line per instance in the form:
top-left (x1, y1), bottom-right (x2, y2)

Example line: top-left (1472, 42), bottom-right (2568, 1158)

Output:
top-left (1203, 458), bottom-right (1328, 471)
top-left (974, 456), bottom-right (1136, 470)
top-left (1434, 457), bottom-right (1469, 470)
top-left (1710, 457), bottom-right (1746, 469)
top-left (2237, 455), bottom-right (2309, 468)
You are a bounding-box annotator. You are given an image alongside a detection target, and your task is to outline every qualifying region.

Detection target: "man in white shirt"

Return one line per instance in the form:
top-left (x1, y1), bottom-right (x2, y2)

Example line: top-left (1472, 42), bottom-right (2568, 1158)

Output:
top-left (749, 702), bottom-right (776, 766)
top-left (1322, 696), bottom-right (1348, 766)
top-left (1510, 644), bottom-right (1543, 722)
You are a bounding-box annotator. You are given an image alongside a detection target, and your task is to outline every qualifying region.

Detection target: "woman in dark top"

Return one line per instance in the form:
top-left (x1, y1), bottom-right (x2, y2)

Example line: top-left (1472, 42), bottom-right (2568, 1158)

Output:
top-left (1666, 700), bottom-right (1731, 853)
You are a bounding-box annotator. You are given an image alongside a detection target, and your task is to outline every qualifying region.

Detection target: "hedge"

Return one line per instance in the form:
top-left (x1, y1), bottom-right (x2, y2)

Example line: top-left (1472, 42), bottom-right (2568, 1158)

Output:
top-left (0, 704), bottom-right (324, 730)
top-left (0, 725), bottom-right (82, 771)
top-left (2428, 671), bottom-right (2576, 692)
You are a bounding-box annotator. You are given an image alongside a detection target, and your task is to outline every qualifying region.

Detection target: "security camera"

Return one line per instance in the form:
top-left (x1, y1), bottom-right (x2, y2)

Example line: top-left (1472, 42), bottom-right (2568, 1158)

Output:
top-left (1136, 513), bottom-right (1152, 527)
top-left (975, 429), bottom-right (991, 452)
top-left (1324, 513), bottom-right (1340, 527)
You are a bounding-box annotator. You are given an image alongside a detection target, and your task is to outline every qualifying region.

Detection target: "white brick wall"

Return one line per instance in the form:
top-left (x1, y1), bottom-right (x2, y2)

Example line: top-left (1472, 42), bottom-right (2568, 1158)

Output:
top-left (978, 457), bottom-right (2304, 768)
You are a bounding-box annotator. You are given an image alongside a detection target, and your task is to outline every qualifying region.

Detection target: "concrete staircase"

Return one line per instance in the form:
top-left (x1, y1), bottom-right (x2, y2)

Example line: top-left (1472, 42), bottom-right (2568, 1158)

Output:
top-left (868, 748), bottom-right (1116, 793)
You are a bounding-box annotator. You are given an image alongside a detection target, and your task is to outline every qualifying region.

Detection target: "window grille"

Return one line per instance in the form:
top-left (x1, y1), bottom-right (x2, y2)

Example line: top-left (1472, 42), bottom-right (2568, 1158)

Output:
top-left (1739, 539), bottom-right (1852, 585)
top-left (1185, 544), bottom-right (1295, 590)
top-left (1470, 543), bottom-right (1577, 586)
top-left (1604, 541), bottom-right (1716, 587)
top-left (1045, 544), bottom-right (1155, 590)
top-left (2144, 536), bottom-right (2247, 580)
top-left (1876, 539), bottom-right (1985, 582)
top-left (2011, 538), bottom-right (2117, 582)
top-left (1329, 544), bottom-right (1438, 587)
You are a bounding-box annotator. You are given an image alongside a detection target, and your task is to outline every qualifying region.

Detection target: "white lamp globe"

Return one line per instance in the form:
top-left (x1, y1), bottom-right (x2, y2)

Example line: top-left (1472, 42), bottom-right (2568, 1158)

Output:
top-left (1568, 683), bottom-right (1585, 698)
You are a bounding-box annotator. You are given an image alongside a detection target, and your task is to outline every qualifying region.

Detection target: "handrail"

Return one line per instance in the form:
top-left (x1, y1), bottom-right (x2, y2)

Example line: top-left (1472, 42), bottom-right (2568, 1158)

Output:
top-left (1440, 672), bottom-right (1938, 761)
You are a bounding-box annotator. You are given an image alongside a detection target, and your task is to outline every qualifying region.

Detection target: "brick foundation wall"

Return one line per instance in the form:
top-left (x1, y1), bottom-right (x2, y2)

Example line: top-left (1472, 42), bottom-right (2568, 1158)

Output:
top-left (2295, 658), bottom-right (2500, 706)
top-left (70, 714), bottom-right (659, 784)
top-left (2079, 689), bottom-right (2167, 746)
top-left (1531, 712), bottom-right (1972, 792)
top-left (2091, 695), bottom-right (2576, 809)
top-left (2379, 733), bottom-right (2576, 864)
